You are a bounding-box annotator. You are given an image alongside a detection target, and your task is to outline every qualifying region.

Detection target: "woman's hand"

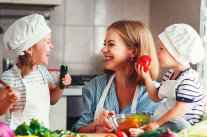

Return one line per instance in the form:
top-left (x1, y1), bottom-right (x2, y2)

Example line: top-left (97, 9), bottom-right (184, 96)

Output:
top-left (61, 73), bottom-right (72, 86)
top-left (93, 110), bottom-right (115, 133)
top-left (6, 87), bottom-right (21, 103)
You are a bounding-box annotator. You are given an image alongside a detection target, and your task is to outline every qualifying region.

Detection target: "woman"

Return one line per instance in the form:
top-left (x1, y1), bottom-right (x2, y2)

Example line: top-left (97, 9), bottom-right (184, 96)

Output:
top-left (75, 20), bottom-right (163, 133)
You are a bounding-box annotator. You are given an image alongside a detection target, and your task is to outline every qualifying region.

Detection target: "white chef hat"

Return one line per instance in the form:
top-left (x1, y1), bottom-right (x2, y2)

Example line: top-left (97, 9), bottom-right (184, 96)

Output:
top-left (3, 14), bottom-right (51, 56)
top-left (158, 24), bottom-right (204, 66)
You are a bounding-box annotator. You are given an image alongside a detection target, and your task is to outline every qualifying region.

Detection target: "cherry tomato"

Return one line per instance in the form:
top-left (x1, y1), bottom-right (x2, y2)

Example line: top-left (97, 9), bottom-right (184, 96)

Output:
top-left (105, 133), bottom-right (117, 137)
top-left (115, 131), bottom-right (128, 137)
top-left (137, 55), bottom-right (151, 72)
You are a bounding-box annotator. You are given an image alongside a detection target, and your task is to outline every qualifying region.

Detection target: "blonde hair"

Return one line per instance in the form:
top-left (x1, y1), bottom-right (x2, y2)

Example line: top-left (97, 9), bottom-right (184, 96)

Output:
top-left (16, 52), bottom-right (34, 78)
top-left (105, 20), bottom-right (159, 84)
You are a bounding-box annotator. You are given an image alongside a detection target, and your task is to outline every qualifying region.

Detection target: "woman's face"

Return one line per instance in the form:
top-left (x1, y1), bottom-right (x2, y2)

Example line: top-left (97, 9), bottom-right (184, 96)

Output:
top-left (157, 39), bottom-right (176, 67)
top-left (31, 33), bottom-right (54, 66)
top-left (101, 29), bottom-right (132, 71)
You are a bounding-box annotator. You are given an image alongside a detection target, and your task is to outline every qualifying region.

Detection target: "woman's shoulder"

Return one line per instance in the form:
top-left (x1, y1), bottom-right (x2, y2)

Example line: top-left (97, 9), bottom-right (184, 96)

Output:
top-left (88, 74), bottom-right (111, 85)
top-left (83, 74), bottom-right (112, 91)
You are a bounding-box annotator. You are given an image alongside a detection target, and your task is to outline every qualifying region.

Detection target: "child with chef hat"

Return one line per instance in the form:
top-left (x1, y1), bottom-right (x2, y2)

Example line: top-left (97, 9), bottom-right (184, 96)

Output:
top-left (130, 24), bottom-right (206, 136)
top-left (0, 14), bottom-right (72, 130)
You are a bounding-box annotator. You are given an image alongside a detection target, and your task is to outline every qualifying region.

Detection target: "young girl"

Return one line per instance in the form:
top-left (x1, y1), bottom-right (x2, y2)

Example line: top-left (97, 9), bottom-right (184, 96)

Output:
top-left (131, 24), bottom-right (205, 135)
top-left (0, 14), bottom-right (71, 130)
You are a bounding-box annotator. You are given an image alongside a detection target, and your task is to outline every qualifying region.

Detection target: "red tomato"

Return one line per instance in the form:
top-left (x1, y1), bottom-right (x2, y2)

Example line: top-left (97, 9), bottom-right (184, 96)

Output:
top-left (137, 55), bottom-right (151, 72)
top-left (115, 131), bottom-right (128, 137)
top-left (105, 133), bottom-right (117, 137)
top-left (66, 136), bottom-right (74, 137)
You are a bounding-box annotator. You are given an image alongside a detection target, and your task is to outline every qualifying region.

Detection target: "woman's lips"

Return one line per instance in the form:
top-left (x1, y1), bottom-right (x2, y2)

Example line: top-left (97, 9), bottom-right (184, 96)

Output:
top-left (104, 56), bottom-right (113, 62)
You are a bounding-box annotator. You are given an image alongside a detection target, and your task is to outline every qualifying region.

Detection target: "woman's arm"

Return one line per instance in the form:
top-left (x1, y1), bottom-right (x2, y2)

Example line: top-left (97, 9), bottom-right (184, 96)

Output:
top-left (49, 73), bottom-right (71, 105)
top-left (144, 101), bottom-right (188, 131)
top-left (0, 88), bottom-right (20, 116)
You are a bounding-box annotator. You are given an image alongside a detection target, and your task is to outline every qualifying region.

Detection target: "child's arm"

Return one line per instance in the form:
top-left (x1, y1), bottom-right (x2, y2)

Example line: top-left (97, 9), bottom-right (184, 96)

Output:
top-left (144, 101), bottom-right (188, 131)
top-left (0, 87), bottom-right (20, 116)
top-left (135, 63), bottom-right (161, 102)
top-left (49, 73), bottom-right (71, 105)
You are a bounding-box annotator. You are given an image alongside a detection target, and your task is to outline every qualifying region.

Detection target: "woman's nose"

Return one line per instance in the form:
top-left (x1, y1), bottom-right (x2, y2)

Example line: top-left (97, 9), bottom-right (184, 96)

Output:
top-left (101, 46), bottom-right (108, 53)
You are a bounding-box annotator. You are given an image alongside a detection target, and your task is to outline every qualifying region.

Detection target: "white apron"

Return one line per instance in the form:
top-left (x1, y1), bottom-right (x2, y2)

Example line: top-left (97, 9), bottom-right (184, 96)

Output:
top-left (94, 74), bottom-right (141, 119)
top-left (151, 80), bottom-right (178, 121)
top-left (10, 65), bottom-right (50, 130)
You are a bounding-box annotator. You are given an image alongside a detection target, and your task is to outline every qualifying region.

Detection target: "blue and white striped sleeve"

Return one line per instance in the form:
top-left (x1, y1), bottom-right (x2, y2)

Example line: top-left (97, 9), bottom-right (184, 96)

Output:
top-left (74, 81), bottom-right (96, 131)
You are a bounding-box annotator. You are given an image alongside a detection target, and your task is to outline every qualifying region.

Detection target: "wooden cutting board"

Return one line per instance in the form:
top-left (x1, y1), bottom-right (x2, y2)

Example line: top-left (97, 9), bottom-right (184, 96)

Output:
top-left (78, 133), bottom-right (109, 137)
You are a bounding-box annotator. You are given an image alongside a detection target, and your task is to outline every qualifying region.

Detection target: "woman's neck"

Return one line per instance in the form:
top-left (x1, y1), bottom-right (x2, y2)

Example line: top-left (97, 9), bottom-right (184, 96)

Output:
top-left (115, 72), bottom-right (136, 88)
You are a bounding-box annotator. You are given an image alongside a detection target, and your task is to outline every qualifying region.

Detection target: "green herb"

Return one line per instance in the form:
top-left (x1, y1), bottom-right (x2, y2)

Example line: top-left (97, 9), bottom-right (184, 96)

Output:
top-left (14, 119), bottom-right (79, 137)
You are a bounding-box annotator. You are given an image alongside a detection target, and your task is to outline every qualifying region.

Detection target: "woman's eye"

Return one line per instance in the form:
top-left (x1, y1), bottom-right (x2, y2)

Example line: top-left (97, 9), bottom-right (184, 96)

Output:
top-left (103, 43), bottom-right (106, 46)
top-left (109, 43), bottom-right (114, 46)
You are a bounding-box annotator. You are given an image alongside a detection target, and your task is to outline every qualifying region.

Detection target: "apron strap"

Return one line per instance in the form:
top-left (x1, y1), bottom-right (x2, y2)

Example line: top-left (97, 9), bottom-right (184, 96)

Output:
top-left (131, 85), bottom-right (141, 113)
top-left (94, 74), bottom-right (115, 119)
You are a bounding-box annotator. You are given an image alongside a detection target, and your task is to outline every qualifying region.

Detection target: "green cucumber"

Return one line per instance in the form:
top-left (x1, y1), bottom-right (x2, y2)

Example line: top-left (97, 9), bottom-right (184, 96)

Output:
top-left (59, 64), bottom-right (68, 89)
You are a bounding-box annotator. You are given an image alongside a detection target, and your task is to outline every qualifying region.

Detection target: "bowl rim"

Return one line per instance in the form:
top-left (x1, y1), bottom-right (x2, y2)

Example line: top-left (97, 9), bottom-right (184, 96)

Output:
top-left (109, 112), bottom-right (152, 131)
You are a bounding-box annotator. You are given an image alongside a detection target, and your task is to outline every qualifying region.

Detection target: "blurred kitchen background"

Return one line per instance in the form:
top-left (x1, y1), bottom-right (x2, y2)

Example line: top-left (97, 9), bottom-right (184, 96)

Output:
top-left (0, 0), bottom-right (201, 131)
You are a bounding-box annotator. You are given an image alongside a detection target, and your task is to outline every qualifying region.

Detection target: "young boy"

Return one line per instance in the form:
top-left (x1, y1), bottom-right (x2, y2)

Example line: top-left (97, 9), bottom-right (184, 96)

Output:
top-left (132, 24), bottom-right (205, 135)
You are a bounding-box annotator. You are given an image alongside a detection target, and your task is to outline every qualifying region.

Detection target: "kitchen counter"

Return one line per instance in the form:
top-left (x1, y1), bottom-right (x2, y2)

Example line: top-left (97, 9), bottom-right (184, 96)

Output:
top-left (62, 86), bottom-right (83, 96)
top-left (78, 133), bottom-right (109, 137)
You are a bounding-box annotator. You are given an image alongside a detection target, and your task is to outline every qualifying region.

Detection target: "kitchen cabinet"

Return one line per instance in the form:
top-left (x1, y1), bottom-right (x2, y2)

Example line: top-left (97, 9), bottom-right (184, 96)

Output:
top-left (49, 97), bottom-right (67, 131)
top-left (0, 0), bottom-right (61, 5)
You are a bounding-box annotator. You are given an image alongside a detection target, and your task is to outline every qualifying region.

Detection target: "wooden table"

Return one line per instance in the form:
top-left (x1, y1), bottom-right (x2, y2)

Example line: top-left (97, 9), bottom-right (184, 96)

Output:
top-left (78, 133), bottom-right (109, 137)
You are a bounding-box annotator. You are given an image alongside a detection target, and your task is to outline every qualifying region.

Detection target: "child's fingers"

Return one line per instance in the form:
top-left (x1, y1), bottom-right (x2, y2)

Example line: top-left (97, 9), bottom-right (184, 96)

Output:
top-left (62, 73), bottom-right (72, 86)
top-left (7, 91), bottom-right (20, 103)
top-left (140, 125), bottom-right (147, 130)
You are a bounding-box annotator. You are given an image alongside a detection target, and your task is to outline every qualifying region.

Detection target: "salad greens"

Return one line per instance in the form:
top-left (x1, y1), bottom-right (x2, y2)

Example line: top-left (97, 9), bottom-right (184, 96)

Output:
top-left (14, 119), bottom-right (79, 137)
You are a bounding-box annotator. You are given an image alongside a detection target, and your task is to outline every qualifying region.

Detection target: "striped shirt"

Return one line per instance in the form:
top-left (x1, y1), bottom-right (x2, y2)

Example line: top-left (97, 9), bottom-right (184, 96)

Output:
top-left (74, 74), bottom-right (164, 131)
top-left (160, 68), bottom-right (205, 125)
top-left (0, 65), bottom-right (53, 112)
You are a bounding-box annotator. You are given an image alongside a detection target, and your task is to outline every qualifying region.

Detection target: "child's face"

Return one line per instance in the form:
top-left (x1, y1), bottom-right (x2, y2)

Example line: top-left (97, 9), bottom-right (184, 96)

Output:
top-left (101, 29), bottom-right (133, 71)
top-left (157, 39), bottom-right (177, 67)
top-left (31, 33), bottom-right (54, 66)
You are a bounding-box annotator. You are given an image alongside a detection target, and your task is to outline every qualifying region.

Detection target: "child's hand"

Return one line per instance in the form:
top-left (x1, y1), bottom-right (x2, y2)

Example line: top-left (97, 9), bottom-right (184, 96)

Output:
top-left (6, 87), bottom-right (21, 103)
top-left (141, 121), bottom-right (160, 131)
top-left (135, 63), bottom-right (151, 81)
top-left (61, 73), bottom-right (72, 86)
top-left (129, 128), bottom-right (144, 137)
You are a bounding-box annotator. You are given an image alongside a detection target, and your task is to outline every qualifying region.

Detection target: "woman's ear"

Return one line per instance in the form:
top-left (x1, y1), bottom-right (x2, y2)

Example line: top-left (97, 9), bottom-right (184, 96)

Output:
top-left (130, 48), bottom-right (138, 58)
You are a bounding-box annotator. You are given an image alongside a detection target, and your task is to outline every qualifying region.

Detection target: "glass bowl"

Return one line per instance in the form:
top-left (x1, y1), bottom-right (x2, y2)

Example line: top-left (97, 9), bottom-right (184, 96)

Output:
top-left (109, 112), bottom-right (151, 132)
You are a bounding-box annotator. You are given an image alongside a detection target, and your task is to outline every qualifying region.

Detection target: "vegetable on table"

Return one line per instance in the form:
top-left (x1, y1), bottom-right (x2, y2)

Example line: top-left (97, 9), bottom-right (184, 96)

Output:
top-left (158, 128), bottom-right (178, 137)
top-left (0, 121), bottom-right (14, 137)
top-left (14, 119), bottom-right (79, 137)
